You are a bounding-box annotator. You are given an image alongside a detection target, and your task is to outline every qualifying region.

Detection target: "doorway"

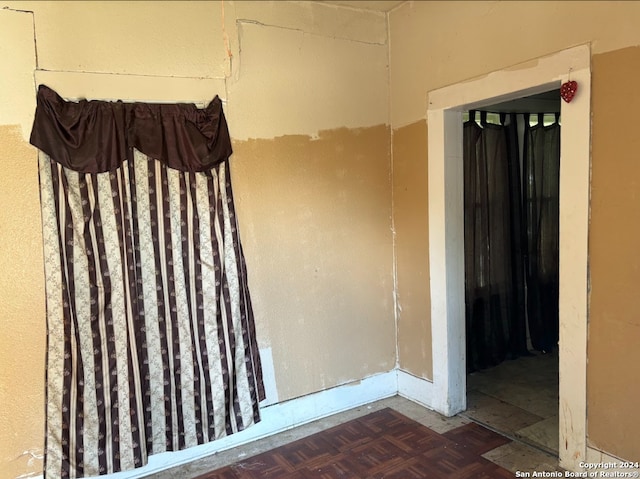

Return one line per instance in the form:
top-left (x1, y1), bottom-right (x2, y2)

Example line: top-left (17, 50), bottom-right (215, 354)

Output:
top-left (425, 45), bottom-right (590, 471)
top-left (462, 93), bottom-right (561, 455)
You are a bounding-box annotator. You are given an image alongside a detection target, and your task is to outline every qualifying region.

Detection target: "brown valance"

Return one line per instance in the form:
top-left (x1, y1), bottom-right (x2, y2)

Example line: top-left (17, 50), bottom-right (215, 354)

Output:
top-left (30, 85), bottom-right (232, 173)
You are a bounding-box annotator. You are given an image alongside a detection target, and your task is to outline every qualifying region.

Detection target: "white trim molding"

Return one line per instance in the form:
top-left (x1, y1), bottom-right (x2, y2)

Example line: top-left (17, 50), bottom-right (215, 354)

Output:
top-left (397, 368), bottom-right (435, 409)
top-left (426, 44), bottom-right (591, 471)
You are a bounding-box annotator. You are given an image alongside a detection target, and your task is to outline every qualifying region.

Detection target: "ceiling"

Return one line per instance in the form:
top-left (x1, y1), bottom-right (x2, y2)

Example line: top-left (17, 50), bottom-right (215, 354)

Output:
top-left (319, 1), bottom-right (406, 12)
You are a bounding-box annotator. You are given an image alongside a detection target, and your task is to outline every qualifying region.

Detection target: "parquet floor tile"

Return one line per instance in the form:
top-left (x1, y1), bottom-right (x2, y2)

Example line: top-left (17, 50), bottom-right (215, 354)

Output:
top-left (194, 408), bottom-right (513, 478)
top-left (442, 422), bottom-right (512, 455)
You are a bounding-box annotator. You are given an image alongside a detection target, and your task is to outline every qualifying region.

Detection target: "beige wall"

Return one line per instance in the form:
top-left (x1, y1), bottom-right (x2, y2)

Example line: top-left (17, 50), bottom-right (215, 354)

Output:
top-left (390, 1), bottom-right (640, 129)
top-left (232, 126), bottom-right (394, 400)
top-left (0, 2), bottom-right (394, 478)
top-left (392, 120), bottom-right (431, 378)
top-left (588, 46), bottom-right (640, 461)
top-left (0, 124), bottom-right (45, 479)
top-left (389, 0), bottom-right (640, 463)
top-left (7, 0), bottom-right (640, 475)
top-left (0, 9), bottom-right (44, 479)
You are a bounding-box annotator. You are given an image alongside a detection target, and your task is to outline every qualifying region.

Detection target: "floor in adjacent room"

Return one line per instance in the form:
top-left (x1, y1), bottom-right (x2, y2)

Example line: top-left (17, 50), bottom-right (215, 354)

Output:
top-left (148, 394), bottom-right (560, 479)
top-left (465, 351), bottom-right (559, 456)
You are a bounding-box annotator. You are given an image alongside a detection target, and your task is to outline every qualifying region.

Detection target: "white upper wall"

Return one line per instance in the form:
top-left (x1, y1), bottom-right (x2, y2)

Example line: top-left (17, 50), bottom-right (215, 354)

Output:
top-left (227, 20), bottom-right (389, 140)
top-left (4, 0), bottom-right (390, 141)
top-left (0, 8), bottom-right (36, 137)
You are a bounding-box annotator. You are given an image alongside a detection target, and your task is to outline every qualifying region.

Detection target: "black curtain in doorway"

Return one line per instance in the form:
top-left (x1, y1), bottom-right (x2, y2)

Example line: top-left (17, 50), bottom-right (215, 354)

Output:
top-left (523, 113), bottom-right (561, 353)
top-left (463, 111), bottom-right (560, 373)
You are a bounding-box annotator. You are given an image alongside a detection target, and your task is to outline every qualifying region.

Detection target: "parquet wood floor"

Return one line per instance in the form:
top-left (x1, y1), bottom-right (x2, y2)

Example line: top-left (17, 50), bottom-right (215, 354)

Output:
top-left (194, 408), bottom-right (513, 478)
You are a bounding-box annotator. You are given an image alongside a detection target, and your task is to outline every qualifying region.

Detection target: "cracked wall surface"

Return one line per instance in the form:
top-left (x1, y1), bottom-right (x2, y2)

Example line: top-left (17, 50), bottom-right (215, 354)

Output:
top-left (0, 2), bottom-right (393, 478)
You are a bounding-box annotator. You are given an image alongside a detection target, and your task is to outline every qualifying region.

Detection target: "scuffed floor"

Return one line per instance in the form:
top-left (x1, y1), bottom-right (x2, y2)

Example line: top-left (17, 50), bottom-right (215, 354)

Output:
top-left (149, 395), bottom-right (559, 478)
top-left (465, 351), bottom-right (559, 455)
top-left (193, 408), bottom-right (512, 478)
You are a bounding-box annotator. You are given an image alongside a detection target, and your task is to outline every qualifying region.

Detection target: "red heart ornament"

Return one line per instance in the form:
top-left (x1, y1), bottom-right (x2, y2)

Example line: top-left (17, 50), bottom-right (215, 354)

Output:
top-left (560, 80), bottom-right (578, 103)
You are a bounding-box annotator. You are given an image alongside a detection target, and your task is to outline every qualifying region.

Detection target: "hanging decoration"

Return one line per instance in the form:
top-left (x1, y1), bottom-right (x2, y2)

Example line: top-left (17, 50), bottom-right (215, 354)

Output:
top-left (560, 72), bottom-right (578, 103)
top-left (560, 68), bottom-right (578, 103)
top-left (560, 80), bottom-right (578, 103)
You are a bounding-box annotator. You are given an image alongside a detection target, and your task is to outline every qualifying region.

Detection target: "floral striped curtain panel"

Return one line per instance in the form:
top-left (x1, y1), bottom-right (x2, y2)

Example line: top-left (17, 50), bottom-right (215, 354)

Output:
top-left (30, 85), bottom-right (265, 478)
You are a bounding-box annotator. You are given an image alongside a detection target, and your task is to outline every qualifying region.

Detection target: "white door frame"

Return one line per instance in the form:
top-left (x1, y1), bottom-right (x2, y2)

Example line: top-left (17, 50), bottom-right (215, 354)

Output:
top-left (426, 44), bottom-right (591, 471)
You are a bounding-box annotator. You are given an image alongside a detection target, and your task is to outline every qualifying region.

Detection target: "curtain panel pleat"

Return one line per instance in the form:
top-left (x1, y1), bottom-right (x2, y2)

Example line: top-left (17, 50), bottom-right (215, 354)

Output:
top-left (464, 118), bottom-right (523, 372)
top-left (32, 86), bottom-right (264, 478)
top-left (30, 85), bottom-right (233, 173)
top-left (523, 120), bottom-right (561, 353)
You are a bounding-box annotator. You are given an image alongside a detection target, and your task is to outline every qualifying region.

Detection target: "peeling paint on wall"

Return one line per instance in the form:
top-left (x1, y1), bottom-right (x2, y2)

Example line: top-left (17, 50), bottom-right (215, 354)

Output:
top-left (227, 21), bottom-right (389, 140)
top-left (231, 125), bottom-right (395, 401)
top-left (0, 3), bottom-right (395, 477)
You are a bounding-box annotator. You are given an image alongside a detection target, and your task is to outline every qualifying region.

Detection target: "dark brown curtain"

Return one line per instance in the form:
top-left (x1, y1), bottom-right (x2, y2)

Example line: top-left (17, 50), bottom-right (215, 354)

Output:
top-left (464, 112), bottom-right (527, 372)
top-left (31, 85), bottom-right (265, 478)
top-left (464, 111), bottom-right (560, 372)
top-left (523, 113), bottom-right (561, 353)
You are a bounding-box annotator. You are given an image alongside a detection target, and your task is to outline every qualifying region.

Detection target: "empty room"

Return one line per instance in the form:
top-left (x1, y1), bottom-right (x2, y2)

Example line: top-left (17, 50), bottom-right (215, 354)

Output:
top-left (1, 2), bottom-right (639, 478)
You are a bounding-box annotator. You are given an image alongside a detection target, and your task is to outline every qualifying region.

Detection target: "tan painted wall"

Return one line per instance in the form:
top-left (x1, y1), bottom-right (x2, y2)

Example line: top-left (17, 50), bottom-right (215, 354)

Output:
top-left (389, 0), bottom-right (640, 463)
top-left (0, 125), bottom-right (45, 479)
top-left (0, 2), bottom-right (393, 477)
top-left (392, 120), bottom-right (432, 378)
top-left (232, 127), bottom-right (394, 401)
top-left (11, 0), bottom-right (640, 472)
top-left (588, 47), bottom-right (640, 462)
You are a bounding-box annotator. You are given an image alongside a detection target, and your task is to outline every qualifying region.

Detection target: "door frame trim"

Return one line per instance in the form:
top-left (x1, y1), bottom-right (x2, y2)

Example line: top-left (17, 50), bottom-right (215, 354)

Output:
top-left (426, 44), bottom-right (591, 471)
